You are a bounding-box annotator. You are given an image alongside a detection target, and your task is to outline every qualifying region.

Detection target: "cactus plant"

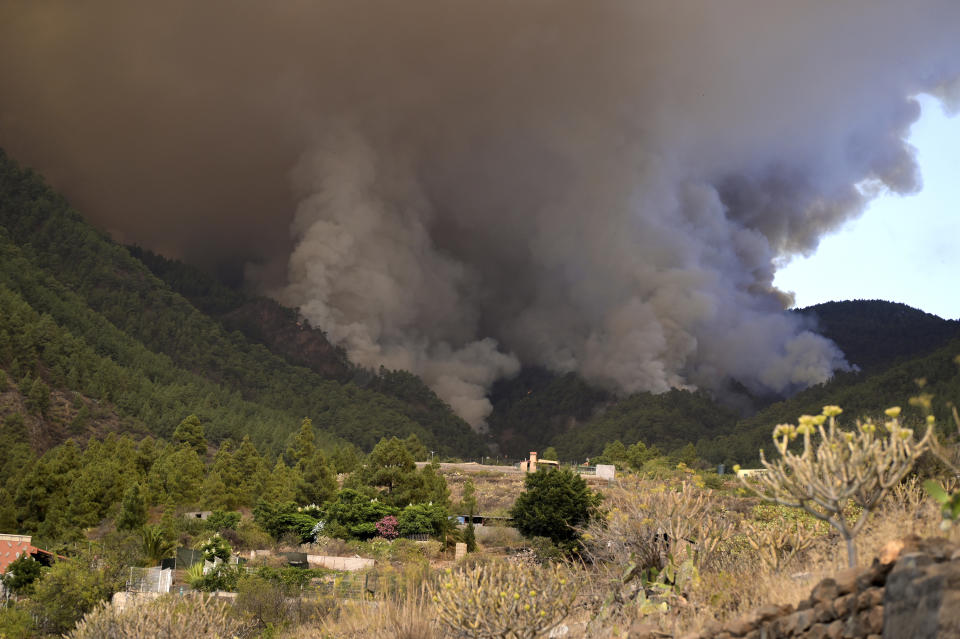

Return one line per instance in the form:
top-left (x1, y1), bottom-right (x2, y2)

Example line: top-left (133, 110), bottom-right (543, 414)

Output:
top-left (737, 405), bottom-right (932, 567)
top-left (431, 561), bottom-right (577, 639)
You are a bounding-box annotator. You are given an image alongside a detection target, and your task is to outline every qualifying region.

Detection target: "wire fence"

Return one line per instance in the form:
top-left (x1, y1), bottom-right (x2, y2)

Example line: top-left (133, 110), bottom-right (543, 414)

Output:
top-left (310, 571), bottom-right (404, 600)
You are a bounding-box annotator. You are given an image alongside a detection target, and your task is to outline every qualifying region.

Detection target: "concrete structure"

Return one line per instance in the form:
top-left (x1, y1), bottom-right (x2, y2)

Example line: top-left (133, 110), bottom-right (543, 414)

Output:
top-left (306, 554), bottom-right (374, 571)
top-left (736, 468), bottom-right (770, 478)
top-left (519, 451), bottom-right (559, 473)
top-left (182, 510), bottom-right (212, 521)
top-left (595, 464), bottom-right (616, 480)
top-left (248, 549), bottom-right (373, 571)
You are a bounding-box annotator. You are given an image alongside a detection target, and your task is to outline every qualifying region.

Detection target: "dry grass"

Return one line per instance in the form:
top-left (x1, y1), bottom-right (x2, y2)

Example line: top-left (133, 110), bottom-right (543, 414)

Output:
top-left (292, 589), bottom-right (441, 639)
top-left (665, 479), bottom-right (951, 637)
top-left (446, 471), bottom-right (527, 515)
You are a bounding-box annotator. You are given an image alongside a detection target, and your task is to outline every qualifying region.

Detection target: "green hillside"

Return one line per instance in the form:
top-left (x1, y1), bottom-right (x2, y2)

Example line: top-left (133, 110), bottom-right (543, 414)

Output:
top-left (0, 149), bottom-right (486, 457)
top-left (706, 337), bottom-right (960, 465)
top-left (492, 301), bottom-right (960, 465)
top-left (486, 367), bottom-right (611, 457)
top-left (128, 246), bottom-right (476, 443)
top-left (797, 300), bottom-right (959, 373)
top-left (552, 389), bottom-right (740, 461)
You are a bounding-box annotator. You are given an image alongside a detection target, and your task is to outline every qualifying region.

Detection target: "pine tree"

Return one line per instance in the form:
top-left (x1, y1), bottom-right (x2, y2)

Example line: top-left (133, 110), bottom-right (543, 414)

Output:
top-left (419, 460), bottom-right (450, 506)
top-left (210, 443), bottom-right (244, 509)
top-left (459, 478), bottom-right (478, 516)
top-left (461, 478), bottom-right (478, 552)
top-left (356, 437), bottom-right (422, 507)
top-left (510, 468), bottom-right (602, 551)
top-left (233, 436), bottom-right (269, 505)
top-left (263, 459), bottom-right (298, 503)
top-left (26, 377), bottom-right (51, 416)
top-left (287, 417), bottom-right (315, 467)
top-left (0, 487), bottom-right (17, 531)
top-left (172, 414), bottom-right (207, 457)
top-left (296, 452), bottom-right (338, 506)
top-left (403, 433), bottom-right (430, 461)
top-left (464, 520), bottom-right (477, 552)
top-left (117, 482), bottom-right (148, 531)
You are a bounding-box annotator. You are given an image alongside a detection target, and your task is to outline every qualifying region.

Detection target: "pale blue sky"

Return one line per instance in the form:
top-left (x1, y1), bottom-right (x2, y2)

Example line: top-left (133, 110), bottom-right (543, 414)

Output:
top-left (774, 94), bottom-right (960, 320)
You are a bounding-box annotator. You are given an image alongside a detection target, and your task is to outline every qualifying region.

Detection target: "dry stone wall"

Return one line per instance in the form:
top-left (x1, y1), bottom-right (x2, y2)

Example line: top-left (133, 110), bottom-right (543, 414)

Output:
top-left (680, 537), bottom-right (960, 639)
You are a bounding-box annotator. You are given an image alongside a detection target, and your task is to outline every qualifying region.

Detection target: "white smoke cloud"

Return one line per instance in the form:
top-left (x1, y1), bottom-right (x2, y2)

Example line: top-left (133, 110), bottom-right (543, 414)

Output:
top-left (2, 2), bottom-right (960, 427)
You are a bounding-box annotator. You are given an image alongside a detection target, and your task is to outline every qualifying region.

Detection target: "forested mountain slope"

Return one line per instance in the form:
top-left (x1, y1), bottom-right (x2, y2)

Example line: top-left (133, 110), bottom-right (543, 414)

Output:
top-left (485, 367), bottom-right (611, 457)
top-left (129, 247), bottom-right (474, 441)
top-left (0, 149), bottom-right (486, 456)
top-left (705, 335), bottom-right (960, 465)
top-left (798, 300), bottom-right (960, 373)
top-left (493, 301), bottom-right (960, 464)
top-left (552, 389), bottom-right (740, 461)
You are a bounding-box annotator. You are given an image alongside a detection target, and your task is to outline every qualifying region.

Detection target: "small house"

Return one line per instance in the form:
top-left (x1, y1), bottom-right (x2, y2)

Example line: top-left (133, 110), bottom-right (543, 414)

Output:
top-left (0, 534), bottom-right (58, 573)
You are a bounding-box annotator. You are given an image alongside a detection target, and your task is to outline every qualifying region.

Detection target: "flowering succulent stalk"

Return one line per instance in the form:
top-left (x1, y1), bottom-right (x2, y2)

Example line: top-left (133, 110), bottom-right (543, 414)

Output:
top-left (737, 405), bottom-right (932, 567)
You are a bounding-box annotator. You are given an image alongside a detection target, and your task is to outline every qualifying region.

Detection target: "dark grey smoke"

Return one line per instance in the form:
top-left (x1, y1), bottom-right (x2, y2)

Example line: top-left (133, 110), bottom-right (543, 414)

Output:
top-left (2, 2), bottom-right (958, 426)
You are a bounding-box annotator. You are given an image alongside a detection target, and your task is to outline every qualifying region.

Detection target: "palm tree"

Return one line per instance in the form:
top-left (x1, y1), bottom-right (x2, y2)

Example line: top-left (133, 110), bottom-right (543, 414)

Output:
top-left (141, 524), bottom-right (177, 566)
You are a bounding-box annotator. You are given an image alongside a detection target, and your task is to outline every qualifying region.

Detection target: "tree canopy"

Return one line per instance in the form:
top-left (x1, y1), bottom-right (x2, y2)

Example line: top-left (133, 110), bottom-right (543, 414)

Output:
top-left (510, 468), bottom-right (602, 550)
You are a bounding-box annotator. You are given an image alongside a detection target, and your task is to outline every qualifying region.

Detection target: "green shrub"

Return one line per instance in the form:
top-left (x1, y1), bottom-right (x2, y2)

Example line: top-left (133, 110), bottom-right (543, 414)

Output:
top-left (236, 518), bottom-right (273, 550)
top-left (235, 575), bottom-right (295, 630)
top-left (510, 468), bottom-right (602, 551)
top-left (388, 538), bottom-right (425, 563)
top-left (0, 555), bottom-right (42, 596)
top-left (0, 604), bottom-right (35, 639)
top-left (205, 509), bottom-right (242, 531)
top-left (323, 489), bottom-right (399, 540)
top-left (397, 502), bottom-right (449, 537)
top-left (253, 500), bottom-right (320, 542)
top-left (192, 563), bottom-right (244, 592)
top-left (196, 533), bottom-right (232, 562)
top-left (528, 536), bottom-right (565, 564)
top-left (27, 556), bottom-right (117, 636)
top-left (236, 572), bottom-right (335, 631)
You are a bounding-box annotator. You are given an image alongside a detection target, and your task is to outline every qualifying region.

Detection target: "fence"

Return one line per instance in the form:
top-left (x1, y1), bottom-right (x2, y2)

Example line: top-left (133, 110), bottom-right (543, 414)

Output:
top-left (312, 571), bottom-right (402, 599)
top-left (126, 567), bottom-right (173, 593)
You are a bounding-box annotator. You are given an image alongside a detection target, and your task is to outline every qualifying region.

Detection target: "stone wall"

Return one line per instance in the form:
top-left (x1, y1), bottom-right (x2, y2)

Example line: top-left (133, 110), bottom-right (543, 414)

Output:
top-left (681, 537), bottom-right (960, 639)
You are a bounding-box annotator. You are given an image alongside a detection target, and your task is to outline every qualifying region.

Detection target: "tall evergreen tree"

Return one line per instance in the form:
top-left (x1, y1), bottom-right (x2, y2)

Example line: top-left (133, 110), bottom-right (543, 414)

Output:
top-left (510, 467), bottom-right (602, 551)
top-left (26, 377), bottom-right (50, 416)
top-left (117, 482), bottom-right (148, 531)
top-left (172, 414), bottom-right (207, 457)
top-left (263, 459), bottom-right (298, 503)
top-left (287, 417), bottom-right (315, 467)
top-left (296, 452), bottom-right (338, 506)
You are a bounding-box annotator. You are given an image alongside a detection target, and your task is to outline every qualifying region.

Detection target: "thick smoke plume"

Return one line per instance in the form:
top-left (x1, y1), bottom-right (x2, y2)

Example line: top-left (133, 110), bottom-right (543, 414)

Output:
top-left (2, 2), bottom-right (959, 427)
